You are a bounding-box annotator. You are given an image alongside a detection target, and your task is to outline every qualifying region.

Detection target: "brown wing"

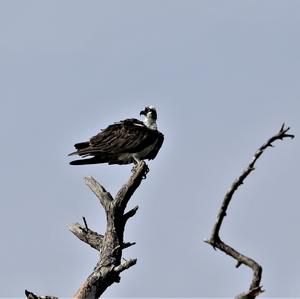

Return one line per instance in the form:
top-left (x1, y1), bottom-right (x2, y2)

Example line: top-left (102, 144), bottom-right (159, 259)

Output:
top-left (73, 119), bottom-right (159, 156)
top-left (145, 131), bottom-right (164, 160)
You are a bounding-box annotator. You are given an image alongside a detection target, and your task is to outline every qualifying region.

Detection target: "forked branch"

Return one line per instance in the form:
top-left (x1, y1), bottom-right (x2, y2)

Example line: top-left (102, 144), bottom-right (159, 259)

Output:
top-left (25, 161), bottom-right (149, 299)
top-left (205, 124), bottom-right (294, 299)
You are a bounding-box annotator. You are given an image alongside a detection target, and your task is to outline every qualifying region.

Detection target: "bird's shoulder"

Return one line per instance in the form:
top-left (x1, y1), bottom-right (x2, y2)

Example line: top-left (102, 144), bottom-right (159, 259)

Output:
top-left (89, 118), bottom-right (148, 145)
top-left (103, 118), bottom-right (148, 133)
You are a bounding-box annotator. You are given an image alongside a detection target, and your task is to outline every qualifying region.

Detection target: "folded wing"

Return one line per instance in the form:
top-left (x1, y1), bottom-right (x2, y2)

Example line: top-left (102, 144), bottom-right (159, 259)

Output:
top-left (69, 119), bottom-right (163, 165)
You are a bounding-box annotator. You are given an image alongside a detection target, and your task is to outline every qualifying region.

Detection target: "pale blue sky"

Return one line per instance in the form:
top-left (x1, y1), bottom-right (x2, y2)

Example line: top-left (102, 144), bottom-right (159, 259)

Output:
top-left (0, 1), bottom-right (299, 297)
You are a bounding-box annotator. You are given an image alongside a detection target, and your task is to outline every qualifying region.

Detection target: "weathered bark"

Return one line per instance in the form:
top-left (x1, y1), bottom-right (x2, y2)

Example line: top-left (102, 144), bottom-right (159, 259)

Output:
top-left (69, 223), bottom-right (103, 251)
top-left (25, 290), bottom-right (58, 299)
top-left (26, 161), bottom-right (149, 299)
top-left (205, 124), bottom-right (294, 299)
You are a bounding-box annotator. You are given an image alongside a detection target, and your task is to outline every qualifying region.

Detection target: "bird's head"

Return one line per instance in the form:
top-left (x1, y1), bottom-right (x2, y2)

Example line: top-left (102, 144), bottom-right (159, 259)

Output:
top-left (140, 106), bottom-right (157, 120)
top-left (140, 106), bottom-right (158, 130)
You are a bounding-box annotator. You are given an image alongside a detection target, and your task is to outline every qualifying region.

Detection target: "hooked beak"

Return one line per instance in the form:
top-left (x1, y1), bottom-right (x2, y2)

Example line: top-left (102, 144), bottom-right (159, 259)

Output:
top-left (140, 109), bottom-right (146, 116)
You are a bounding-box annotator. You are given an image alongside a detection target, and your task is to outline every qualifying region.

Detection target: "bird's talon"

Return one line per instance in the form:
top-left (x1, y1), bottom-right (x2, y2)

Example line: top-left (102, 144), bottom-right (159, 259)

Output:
top-left (142, 165), bottom-right (149, 179)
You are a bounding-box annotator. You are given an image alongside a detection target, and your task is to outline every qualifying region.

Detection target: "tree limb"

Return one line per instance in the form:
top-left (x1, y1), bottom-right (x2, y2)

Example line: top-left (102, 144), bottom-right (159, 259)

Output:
top-left (26, 161), bottom-right (149, 299)
top-left (84, 176), bottom-right (114, 210)
top-left (205, 124), bottom-right (294, 298)
top-left (123, 205), bottom-right (139, 223)
top-left (69, 223), bottom-right (103, 251)
top-left (114, 258), bottom-right (137, 273)
top-left (25, 290), bottom-right (58, 299)
top-left (115, 162), bottom-right (149, 210)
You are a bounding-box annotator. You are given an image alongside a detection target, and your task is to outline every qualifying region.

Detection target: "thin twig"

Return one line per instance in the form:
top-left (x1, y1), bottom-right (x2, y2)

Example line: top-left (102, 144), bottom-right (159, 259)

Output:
top-left (82, 216), bottom-right (88, 230)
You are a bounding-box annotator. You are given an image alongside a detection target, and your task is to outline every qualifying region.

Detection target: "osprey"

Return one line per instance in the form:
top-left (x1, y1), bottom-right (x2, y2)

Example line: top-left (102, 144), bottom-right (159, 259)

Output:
top-left (68, 106), bottom-right (164, 165)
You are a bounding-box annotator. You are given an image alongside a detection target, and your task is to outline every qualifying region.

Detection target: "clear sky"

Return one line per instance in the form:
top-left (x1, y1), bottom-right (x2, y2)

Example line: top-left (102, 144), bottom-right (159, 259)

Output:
top-left (0, 1), bottom-right (299, 298)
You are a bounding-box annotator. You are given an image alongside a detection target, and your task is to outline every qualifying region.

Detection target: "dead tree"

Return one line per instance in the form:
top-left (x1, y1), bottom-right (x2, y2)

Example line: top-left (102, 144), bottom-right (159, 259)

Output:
top-left (25, 161), bottom-right (149, 299)
top-left (205, 124), bottom-right (294, 299)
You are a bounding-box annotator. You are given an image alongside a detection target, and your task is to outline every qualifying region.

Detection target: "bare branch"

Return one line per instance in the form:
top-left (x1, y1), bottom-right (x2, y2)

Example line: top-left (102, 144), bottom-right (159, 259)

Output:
top-left (234, 286), bottom-right (264, 299)
top-left (72, 162), bottom-right (149, 298)
top-left (123, 205), bottom-right (139, 223)
top-left (111, 242), bottom-right (136, 254)
top-left (114, 259), bottom-right (137, 274)
top-left (69, 223), bottom-right (104, 251)
top-left (25, 290), bottom-right (58, 299)
top-left (205, 124), bottom-right (294, 298)
top-left (204, 238), bottom-right (262, 291)
top-left (122, 242), bottom-right (136, 249)
top-left (26, 161), bottom-right (149, 299)
top-left (209, 124), bottom-right (294, 242)
top-left (84, 176), bottom-right (114, 209)
top-left (115, 161), bottom-right (149, 210)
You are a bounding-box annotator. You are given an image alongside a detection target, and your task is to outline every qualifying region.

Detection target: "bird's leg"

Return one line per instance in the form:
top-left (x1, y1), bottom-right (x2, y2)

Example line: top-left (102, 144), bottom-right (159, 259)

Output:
top-left (131, 157), bottom-right (149, 178)
top-left (131, 156), bottom-right (140, 173)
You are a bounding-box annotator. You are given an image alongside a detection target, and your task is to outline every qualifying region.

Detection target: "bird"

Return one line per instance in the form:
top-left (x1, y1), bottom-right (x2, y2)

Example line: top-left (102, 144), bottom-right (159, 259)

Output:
top-left (68, 106), bottom-right (164, 166)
